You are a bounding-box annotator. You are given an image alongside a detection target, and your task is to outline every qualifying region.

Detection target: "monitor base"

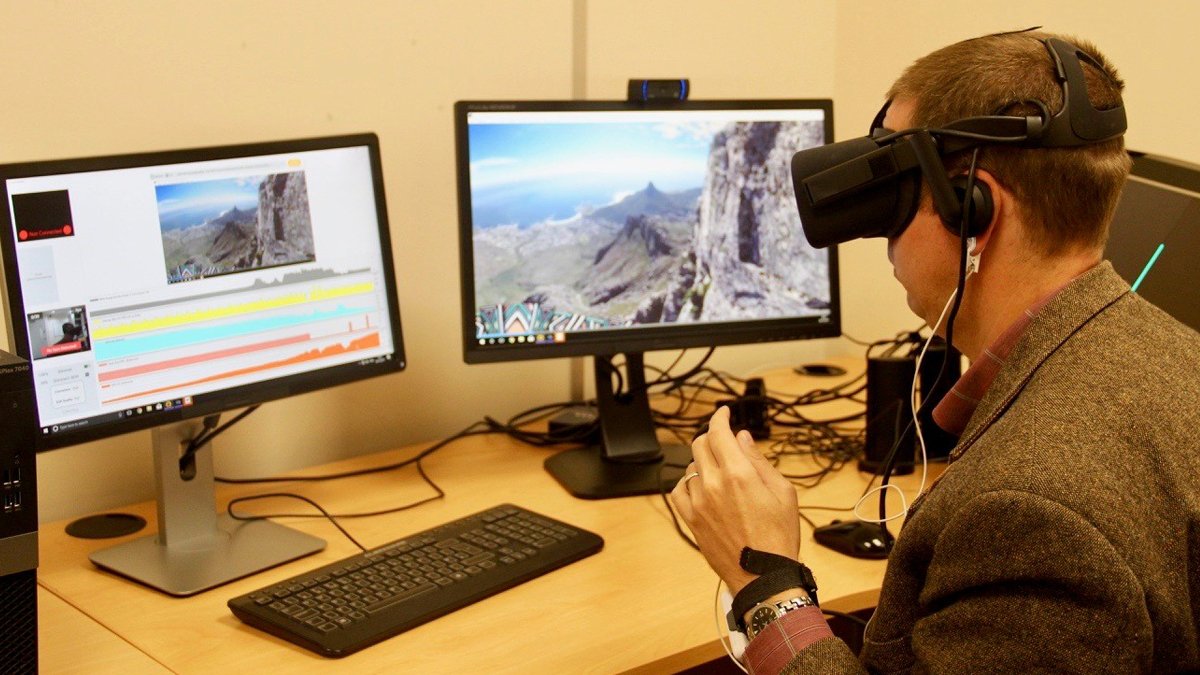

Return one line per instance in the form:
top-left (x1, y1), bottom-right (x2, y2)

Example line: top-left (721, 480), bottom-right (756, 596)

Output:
top-left (85, 421), bottom-right (326, 596)
top-left (89, 515), bottom-right (324, 597)
top-left (545, 443), bottom-right (692, 499)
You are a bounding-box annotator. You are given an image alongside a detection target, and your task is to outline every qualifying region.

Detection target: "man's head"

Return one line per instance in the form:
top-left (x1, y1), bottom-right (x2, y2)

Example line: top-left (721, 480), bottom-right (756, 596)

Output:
top-left (885, 30), bottom-right (1131, 256)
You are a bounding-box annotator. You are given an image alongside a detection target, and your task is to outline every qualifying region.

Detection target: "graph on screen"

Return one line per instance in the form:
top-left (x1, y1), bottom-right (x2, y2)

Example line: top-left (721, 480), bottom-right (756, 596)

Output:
top-left (89, 269), bottom-right (388, 406)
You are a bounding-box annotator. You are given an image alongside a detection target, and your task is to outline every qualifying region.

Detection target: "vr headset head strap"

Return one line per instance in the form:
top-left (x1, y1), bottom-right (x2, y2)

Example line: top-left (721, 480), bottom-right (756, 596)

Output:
top-left (792, 35), bottom-right (1127, 249)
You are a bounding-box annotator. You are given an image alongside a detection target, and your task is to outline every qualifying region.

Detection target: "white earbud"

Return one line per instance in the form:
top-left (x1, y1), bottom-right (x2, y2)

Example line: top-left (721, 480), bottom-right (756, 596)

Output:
top-left (966, 236), bottom-right (982, 277)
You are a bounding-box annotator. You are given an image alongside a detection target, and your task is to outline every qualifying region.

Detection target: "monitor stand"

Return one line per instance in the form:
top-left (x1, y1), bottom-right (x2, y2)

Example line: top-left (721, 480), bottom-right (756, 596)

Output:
top-left (87, 421), bottom-right (325, 596)
top-left (545, 353), bottom-right (691, 499)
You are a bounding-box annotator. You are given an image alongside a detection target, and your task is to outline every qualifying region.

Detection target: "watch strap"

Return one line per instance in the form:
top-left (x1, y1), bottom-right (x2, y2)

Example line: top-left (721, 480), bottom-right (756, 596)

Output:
top-left (727, 549), bottom-right (819, 634)
top-left (745, 596), bottom-right (814, 639)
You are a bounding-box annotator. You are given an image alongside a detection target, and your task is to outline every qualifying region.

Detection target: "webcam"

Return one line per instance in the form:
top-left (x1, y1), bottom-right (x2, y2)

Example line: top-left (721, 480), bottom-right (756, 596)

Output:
top-left (627, 79), bottom-right (689, 102)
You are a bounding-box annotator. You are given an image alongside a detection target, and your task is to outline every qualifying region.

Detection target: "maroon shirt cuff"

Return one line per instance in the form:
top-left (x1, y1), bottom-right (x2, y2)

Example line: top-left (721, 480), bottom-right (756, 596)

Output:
top-left (743, 605), bottom-right (833, 675)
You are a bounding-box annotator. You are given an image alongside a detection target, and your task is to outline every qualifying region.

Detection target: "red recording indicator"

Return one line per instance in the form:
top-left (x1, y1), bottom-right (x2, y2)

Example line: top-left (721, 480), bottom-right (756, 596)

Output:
top-left (41, 341), bottom-right (83, 357)
top-left (16, 224), bottom-right (73, 241)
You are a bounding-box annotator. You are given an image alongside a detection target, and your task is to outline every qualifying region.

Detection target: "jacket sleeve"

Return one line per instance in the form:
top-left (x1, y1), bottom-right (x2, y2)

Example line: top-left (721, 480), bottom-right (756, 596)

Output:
top-left (781, 489), bottom-right (1153, 674)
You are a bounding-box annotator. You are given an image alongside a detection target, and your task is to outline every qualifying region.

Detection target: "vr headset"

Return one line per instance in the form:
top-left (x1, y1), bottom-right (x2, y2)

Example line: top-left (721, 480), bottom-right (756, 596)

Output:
top-left (791, 36), bottom-right (1128, 249)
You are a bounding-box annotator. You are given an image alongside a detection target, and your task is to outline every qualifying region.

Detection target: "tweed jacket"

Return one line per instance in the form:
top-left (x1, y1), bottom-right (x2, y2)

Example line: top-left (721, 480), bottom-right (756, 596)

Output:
top-left (787, 262), bottom-right (1200, 673)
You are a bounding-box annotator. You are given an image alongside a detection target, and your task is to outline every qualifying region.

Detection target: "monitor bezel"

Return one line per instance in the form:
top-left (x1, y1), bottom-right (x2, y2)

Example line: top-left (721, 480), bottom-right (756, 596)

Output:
top-left (453, 98), bottom-right (840, 365)
top-left (0, 133), bottom-right (406, 451)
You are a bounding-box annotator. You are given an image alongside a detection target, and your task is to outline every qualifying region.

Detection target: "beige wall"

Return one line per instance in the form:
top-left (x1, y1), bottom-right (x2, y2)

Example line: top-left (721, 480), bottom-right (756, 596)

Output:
top-left (3, 1), bottom-right (1193, 523)
top-left (2, 0), bottom-right (580, 523)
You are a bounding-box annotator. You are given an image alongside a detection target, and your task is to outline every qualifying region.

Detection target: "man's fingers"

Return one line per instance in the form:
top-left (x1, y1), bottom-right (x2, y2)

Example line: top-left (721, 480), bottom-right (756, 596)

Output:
top-left (737, 429), bottom-right (774, 472)
top-left (690, 419), bottom-right (719, 473)
top-left (669, 479), bottom-right (695, 522)
top-left (737, 430), bottom-right (798, 498)
top-left (704, 406), bottom-right (750, 470)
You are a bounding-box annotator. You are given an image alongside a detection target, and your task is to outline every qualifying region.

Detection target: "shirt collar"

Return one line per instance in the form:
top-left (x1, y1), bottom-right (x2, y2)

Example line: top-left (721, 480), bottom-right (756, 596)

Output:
top-left (930, 271), bottom-right (1086, 437)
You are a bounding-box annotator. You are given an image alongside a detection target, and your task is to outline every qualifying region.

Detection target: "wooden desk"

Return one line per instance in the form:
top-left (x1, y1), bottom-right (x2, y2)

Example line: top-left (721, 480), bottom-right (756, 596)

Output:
top-left (38, 363), bottom-right (930, 673)
top-left (38, 585), bottom-right (169, 674)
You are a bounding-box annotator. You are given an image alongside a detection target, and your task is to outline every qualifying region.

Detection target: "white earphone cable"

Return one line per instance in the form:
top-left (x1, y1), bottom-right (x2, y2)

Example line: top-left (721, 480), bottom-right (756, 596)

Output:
top-left (852, 286), bottom-right (956, 524)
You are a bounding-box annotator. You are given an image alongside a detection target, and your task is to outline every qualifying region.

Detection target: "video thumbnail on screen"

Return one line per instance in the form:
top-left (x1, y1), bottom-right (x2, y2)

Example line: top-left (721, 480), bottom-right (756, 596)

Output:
top-left (157, 172), bottom-right (316, 284)
top-left (28, 305), bottom-right (91, 360)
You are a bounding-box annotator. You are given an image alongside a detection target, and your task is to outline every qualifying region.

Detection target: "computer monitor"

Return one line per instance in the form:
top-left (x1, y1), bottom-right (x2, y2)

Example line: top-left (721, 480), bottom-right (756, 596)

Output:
top-left (1105, 151), bottom-right (1200, 332)
top-left (454, 100), bottom-right (837, 498)
top-left (0, 133), bottom-right (405, 594)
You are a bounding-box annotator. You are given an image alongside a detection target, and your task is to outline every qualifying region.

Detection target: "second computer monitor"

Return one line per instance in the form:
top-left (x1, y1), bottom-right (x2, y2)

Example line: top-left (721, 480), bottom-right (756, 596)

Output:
top-left (455, 99), bottom-right (839, 363)
top-left (454, 100), bottom-right (838, 498)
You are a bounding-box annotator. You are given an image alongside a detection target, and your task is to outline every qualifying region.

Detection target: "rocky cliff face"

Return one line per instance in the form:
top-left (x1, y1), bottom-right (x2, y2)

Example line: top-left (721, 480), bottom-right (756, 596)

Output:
top-left (581, 213), bottom-right (692, 321)
top-left (161, 205), bottom-right (259, 282)
top-left (472, 183), bottom-right (701, 326)
top-left (666, 121), bottom-right (830, 321)
top-left (256, 172), bottom-right (315, 266)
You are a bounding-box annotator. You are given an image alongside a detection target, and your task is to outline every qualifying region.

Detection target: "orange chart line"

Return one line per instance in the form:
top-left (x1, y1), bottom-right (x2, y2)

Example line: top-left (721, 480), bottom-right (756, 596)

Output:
top-left (97, 333), bottom-right (312, 383)
top-left (102, 332), bottom-right (382, 404)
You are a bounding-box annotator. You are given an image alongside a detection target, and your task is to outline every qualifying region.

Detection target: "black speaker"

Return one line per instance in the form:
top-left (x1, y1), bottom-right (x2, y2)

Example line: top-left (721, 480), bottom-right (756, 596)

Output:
top-left (918, 337), bottom-right (962, 460)
top-left (861, 355), bottom-right (915, 475)
top-left (0, 350), bottom-right (37, 675)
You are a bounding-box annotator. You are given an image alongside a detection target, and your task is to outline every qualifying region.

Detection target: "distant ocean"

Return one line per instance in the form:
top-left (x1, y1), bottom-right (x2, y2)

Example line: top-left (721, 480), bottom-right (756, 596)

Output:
top-left (157, 199), bottom-right (258, 232)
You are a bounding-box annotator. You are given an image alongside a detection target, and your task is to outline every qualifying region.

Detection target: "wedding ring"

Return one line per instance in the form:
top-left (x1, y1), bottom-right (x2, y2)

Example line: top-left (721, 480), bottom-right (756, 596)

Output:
top-left (681, 471), bottom-right (701, 487)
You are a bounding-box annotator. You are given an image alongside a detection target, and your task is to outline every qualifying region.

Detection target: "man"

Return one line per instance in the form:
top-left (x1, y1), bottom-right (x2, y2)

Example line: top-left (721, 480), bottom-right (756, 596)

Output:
top-left (671, 30), bottom-right (1200, 673)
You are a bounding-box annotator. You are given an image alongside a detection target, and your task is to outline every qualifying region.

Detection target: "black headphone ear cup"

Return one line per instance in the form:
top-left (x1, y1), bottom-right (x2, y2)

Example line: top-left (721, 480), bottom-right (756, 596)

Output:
top-left (948, 175), bottom-right (994, 237)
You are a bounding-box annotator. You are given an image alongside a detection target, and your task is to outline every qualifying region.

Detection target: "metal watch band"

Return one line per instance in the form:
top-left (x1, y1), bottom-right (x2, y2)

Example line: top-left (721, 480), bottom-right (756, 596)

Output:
top-left (745, 593), bottom-right (815, 639)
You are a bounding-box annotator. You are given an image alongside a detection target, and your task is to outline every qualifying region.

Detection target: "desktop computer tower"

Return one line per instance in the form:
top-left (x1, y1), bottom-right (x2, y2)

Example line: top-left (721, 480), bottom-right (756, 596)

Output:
top-left (861, 342), bottom-right (963, 475)
top-left (861, 355), bottom-right (917, 475)
top-left (0, 350), bottom-right (37, 675)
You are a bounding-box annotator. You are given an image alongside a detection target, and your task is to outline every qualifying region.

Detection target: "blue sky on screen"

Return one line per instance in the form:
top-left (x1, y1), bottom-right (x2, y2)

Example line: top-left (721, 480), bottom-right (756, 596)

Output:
top-left (468, 121), bottom-right (721, 227)
top-left (155, 176), bottom-right (261, 228)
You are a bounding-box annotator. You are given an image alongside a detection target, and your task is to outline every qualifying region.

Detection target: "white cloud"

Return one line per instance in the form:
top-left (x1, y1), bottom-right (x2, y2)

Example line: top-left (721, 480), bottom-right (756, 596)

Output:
top-left (470, 157), bottom-right (519, 171)
top-left (653, 121), bottom-right (722, 144)
top-left (471, 153), bottom-right (704, 190)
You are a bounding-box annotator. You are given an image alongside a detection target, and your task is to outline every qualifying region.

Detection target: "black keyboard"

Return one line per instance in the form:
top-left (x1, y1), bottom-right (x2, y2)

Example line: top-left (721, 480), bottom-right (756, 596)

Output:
top-left (228, 504), bottom-right (603, 657)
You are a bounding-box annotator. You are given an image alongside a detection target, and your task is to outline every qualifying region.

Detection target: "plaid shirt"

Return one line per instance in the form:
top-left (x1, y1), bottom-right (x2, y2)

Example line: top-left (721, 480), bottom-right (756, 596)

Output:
top-left (932, 278), bottom-right (1074, 436)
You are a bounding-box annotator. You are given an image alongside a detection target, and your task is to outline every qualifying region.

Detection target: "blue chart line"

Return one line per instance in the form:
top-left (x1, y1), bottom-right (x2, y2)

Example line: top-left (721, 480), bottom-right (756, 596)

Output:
top-left (1131, 243), bottom-right (1166, 293)
top-left (94, 304), bottom-right (371, 361)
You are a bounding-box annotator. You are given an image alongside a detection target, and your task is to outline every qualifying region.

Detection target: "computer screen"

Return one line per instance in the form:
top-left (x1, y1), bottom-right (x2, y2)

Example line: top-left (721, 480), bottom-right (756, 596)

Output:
top-left (456, 100), bottom-right (838, 363)
top-left (454, 100), bottom-right (836, 497)
top-left (0, 133), bottom-right (405, 594)
top-left (0, 134), bottom-right (404, 450)
top-left (1105, 151), bottom-right (1200, 332)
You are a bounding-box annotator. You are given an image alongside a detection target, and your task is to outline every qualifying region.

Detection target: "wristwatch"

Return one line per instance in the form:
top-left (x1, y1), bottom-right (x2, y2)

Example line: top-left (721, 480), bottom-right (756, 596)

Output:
top-left (744, 594), bottom-right (815, 640)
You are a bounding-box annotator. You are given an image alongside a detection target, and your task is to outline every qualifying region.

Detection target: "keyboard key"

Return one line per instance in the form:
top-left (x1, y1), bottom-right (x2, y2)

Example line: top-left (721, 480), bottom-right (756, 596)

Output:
top-left (365, 583), bottom-right (437, 613)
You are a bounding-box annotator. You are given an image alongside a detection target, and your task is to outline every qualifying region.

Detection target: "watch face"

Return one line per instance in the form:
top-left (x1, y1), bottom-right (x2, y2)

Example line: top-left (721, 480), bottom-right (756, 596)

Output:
top-left (749, 605), bottom-right (779, 636)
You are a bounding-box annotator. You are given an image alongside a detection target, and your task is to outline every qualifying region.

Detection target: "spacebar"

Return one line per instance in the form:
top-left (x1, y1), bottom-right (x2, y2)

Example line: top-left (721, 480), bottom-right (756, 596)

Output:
top-left (366, 583), bottom-right (439, 614)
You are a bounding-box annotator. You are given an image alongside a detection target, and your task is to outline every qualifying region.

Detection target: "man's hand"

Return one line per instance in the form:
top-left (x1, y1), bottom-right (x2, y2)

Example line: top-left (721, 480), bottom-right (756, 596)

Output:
top-left (669, 406), bottom-right (801, 595)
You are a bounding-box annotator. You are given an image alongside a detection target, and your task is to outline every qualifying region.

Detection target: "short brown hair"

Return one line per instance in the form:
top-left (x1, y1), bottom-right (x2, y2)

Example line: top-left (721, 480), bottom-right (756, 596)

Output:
top-left (887, 30), bottom-right (1131, 255)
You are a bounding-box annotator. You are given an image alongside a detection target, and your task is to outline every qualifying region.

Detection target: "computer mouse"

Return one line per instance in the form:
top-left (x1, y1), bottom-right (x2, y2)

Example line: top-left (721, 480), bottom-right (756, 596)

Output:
top-left (813, 520), bottom-right (894, 560)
